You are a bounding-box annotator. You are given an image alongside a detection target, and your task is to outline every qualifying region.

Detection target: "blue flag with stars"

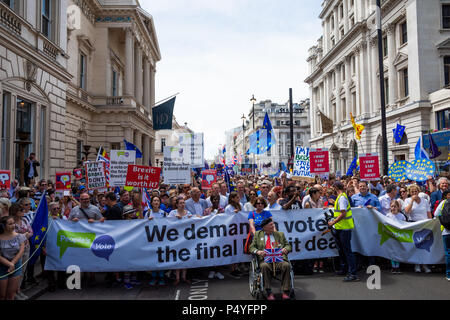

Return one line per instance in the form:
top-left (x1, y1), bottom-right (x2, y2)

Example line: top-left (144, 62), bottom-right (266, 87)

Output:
top-left (346, 156), bottom-right (358, 176)
top-left (29, 191), bottom-right (49, 265)
top-left (248, 112), bottom-right (275, 155)
top-left (124, 139), bottom-right (143, 158)
top-left (393, 124), bottom-right (406, 144)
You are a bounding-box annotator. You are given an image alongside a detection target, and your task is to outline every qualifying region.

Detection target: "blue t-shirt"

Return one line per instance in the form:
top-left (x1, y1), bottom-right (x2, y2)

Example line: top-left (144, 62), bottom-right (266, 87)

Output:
top-left (248, 210), bottom-right (272, 231)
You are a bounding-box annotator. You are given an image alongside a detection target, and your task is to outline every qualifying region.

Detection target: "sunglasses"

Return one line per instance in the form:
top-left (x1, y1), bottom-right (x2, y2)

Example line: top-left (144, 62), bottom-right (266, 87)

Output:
top-left (256, 202), bottom-right (264, 205)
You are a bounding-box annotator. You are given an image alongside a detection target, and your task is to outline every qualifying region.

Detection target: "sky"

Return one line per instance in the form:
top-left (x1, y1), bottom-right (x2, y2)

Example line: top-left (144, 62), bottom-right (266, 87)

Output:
top-left (140, 0), bottom-right (323, 160)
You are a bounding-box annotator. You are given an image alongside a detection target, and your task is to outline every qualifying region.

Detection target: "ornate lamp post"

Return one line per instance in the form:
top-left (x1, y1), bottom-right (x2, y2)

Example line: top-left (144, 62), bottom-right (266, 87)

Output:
top-left (250, 94), bottom-right (256, 174)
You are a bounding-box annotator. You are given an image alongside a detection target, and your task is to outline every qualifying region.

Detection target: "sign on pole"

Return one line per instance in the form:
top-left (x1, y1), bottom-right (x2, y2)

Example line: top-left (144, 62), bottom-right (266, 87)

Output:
top-left (309, 148), bottom-right (329, 175)
top-left (85, 161), bottom-right (107, 190)
top-left (359, 153), bottom-right (380, 181)
top-left (125, 165), bottom-right (161, 189)
top-left (178, 133), bottom-right (204, 168)
top-left (55, 172), bottom-right (72, 191)
top-left (0, 170), bottom-right (11, 190)
top-left (201, 169), bottom-right (217, 190)
top-left (109, 150), bottom-right (136, 187)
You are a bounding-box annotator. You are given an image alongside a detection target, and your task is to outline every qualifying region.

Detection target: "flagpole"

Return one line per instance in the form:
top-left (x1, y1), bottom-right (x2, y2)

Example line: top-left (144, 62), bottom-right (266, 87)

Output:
top-left (376, 0), bottom-right (389, 175)
top-left (152, 92), bottom-right (180, 108)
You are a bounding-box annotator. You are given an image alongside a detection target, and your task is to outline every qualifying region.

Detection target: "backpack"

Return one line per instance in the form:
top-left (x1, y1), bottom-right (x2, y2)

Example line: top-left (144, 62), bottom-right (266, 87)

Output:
top-left (438, 200), bottom-right (450, 230)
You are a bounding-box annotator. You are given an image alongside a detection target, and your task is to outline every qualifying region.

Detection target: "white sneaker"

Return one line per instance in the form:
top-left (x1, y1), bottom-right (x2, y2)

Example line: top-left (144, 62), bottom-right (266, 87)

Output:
top-left (215, 272), bottom-right (225, 280)
top-left (422, 266), bottom-right (432, 274)
top-left (208, 271), bottom-right (215, 279)
top-left (415, 265), bottom-right (421, 273)
top-left (15, 292), bottom-right (27, 300)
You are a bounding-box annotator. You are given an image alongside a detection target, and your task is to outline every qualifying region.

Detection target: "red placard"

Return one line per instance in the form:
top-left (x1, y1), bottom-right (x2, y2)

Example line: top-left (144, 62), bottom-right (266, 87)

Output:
top-left (0, 170), bottom-right (11, 190)
top-left (201, 169), bottom-right (217, 190)
top-left (55, 172), bottom-right (72, 191)
top-left (359, 153), bottom-right (380, 181)
top-left (73, 168), bottom-right (83, 180)
top-left (309, 148), bottom-right (329, 174)
top-left (125, 165), bottom-right (161, 189)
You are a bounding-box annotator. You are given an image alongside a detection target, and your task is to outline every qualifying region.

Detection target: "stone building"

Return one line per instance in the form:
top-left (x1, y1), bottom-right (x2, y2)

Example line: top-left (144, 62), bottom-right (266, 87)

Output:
top-left (0, 0), bottom-right (70, 182)
top-left (65, 0), bottom-right (160, 169)
top-left (0, 0), bottom-right (161, 183)
top-left (306, 0), bottom-right (450, 174)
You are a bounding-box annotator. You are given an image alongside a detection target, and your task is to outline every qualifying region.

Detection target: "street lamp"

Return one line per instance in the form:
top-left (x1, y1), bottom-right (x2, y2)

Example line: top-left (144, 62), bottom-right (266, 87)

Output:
top-left (250, 94), bottom-right (256, 174)
top-left (241, 114), bottom-right (246, 173)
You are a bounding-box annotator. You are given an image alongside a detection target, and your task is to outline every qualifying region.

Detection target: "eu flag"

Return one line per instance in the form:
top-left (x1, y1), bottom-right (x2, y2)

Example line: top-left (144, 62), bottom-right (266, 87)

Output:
top-left (393, 124), bottom-right (406, 144)
top-left (124, 139), bottom-right (143, 158)
top-left (428, 133), bottom-right (441, 159)
top-left (152, 97), bottom-right (175, 130)
top-left (28, 192), bottom-right (48, 265)
top-left (346, 156), bottom-right (357, 176)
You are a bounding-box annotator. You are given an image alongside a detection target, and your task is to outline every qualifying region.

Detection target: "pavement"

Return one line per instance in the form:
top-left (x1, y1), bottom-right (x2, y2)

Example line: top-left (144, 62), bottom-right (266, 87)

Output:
top-left (21, 262), bottom-right (49, 300)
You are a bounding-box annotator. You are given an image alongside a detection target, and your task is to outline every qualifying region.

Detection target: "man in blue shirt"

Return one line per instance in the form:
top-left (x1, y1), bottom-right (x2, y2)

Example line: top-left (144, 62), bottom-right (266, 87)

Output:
top-left (351, 181), bottom-right (382, 212)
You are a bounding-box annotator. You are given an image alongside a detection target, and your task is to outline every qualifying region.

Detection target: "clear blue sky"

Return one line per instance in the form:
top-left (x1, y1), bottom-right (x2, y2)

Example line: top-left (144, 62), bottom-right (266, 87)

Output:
top-left (140, 0), bottom-right (323, 159)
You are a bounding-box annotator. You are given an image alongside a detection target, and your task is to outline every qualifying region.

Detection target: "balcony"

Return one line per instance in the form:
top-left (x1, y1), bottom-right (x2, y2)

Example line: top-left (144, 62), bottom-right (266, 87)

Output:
top-left (0, 2), bottom-right (21, 35)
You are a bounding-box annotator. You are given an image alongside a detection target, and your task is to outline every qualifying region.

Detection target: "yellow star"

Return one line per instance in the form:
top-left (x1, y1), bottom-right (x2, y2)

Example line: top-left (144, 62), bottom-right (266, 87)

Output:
top-left (41, 227), bottom-right (46, 232)
top-left (34, 235), bottom-right (39, 241)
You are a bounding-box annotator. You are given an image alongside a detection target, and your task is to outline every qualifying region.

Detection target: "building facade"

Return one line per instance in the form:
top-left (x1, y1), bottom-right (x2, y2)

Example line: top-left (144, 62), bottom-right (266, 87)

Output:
top-left (0, 0), bottom-right (161, 183)
top-left (65, 0), bottom-right (160, 169)
top-left (306, 0), bottom-right (450, 175)
top-left (0, 0), bottom-right (70, 182)
top-left (229, 99), bottom-right (311, 174)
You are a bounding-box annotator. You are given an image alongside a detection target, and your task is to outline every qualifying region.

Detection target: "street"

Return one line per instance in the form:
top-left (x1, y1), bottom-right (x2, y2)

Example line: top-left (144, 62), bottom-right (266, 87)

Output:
top-left (35, 264), bottom-right (450, 300)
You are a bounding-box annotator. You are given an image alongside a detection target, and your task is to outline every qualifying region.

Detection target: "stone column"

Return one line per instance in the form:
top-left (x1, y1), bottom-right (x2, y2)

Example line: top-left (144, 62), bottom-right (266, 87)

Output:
top-left (387, 23), bottom-right (397, 107)
top-left (333, 8), bottom-right (339, 42)
top-left (134, 131), bottom-right (142, 165)
top-left (124, 28), bottom-right (134, 96)
top-left (143, 58), bottom-right (151, 111)
top-left (345, 56), bottom-right (352, 122)
top-left (343, 0), bottom-right (349, 33)
top-left (359, 41), bottom-right (370, 116)
top-left (355, 47), bottom-right (361, 115)
top-left (322, 21), bottom-right (328, 54)
top-left (142, 134), bottom-right (150, 166)
top-left (149, 138), bottom-right (155, 167)
top-left (310, 86), bottom-right (315, 135)
top-left (370, 37), bottom-right (380, 113)
top-left (135, 45), bottom-right (143, 105)
top-left (335, 64), bottom-right (342, 125)
top-left (150, 65), bottom-right (156, 108)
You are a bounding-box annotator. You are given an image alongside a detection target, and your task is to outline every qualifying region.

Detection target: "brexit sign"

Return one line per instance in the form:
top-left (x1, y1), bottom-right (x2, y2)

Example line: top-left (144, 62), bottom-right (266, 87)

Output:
top-left (309, 148), bottom-right (329, 174)
top-left (359, 153), bottom-right (380, 181)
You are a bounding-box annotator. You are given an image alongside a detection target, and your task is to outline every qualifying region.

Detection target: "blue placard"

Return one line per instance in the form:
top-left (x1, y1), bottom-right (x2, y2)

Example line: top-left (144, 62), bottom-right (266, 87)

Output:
top-left (405, 159), bottom-right (435, 182)
top-left (388, 161), bottom-right (410, 182)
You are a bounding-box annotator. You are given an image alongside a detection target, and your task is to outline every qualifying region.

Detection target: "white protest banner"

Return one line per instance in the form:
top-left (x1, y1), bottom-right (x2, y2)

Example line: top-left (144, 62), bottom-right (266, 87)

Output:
top-left (163, 163), bottom-right (191, 185)
top-left (178, 132), bottom-right (204, 168)
top-left (109, 150), bottom-right (136, 187)
top-left (293, 146), bottom-right (313, 179)
top-left (84, 161), bottom-right (107, 190)
top-left (44, 208), bottom-right (444, 271)
top-left (163, 146), bottom-right (184, 165)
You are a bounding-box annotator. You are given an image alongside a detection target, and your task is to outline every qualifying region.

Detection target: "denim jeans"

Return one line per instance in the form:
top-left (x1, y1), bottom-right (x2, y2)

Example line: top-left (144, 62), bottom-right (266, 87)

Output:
top-left (443, 234), bottom-right (450, 278)
top-left (333, 229), bottom-right (357, 276)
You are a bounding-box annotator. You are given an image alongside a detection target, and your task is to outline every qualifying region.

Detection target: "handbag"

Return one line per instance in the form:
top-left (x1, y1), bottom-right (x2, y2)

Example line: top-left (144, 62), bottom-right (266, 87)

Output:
top-left (244, 211), bottom-right (255, 254)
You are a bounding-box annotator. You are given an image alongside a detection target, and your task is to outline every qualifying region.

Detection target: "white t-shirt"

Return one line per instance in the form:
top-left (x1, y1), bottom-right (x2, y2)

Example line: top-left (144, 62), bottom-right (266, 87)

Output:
top-left (206, 195), bottom-right (228, 208)
top-left (145, 209), bottom-right (166, 219)
top-left (434, 200), bottom-right (450, 236)
top-left (243, 202), bottom-right (255, 212)
top-left (266, 202), bottom-right (282, 211)
top-left (404, 197), bottom-right (430, 222)
top-left (224, 204), bottom-right (240, 215)
top-left (337, 195), bottom-right (349, 211)
top-left (168, 210), bottom-right (192, 219)
top-left (386, 212), bottom-right (407, 222)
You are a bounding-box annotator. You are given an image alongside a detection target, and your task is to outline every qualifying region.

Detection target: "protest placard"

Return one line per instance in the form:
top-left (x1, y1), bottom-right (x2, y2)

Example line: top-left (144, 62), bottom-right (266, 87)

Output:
top-left (309, 148), bottom-right (329, 174)
top-left (359, 153), bottom-right (380, 181)
top-left (73, 168), bottom-right (83, 180)
top-left (178, 133), bottom-right (204, 168)
top-left (0, 170), bottom-right (11, 190)
top-left (125, 165), bottom-right (161, 189)
top-left (201, 169), bottom-right (217, 190)
top-left (163, 146), bottom-right (184, 165)
top-left (163, 164), bottom-right (191, 185)
top-left (55, 172), bottom-right (72, 191)
top-left (109, 150), bottom-right (136, 187)
top-left (293, 146), bottom-right (313, 179)
top-left (405, 159), bottom-right (435, 182)
top-left (388, 161), bottom-right (410, 182)
top-left (85, 161), bottom-right (107, 190)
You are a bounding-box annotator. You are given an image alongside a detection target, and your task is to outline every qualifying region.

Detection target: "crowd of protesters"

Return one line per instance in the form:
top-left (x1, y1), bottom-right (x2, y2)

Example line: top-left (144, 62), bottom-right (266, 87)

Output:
top-left (0, 165), bottom-right (449, 299)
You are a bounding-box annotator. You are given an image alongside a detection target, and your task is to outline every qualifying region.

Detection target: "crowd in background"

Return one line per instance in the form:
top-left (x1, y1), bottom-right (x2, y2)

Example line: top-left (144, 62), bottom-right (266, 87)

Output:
top-left (0, 168), bottom-right (449, 299)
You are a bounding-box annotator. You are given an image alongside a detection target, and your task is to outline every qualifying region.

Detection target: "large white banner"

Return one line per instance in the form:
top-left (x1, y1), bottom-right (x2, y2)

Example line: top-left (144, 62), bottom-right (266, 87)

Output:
top-left (162, 146), bottom-right (191, 184)
top-left (178, 132), bottom-right (204, 168)
top-left (44, 209), bottom-right (444, 272)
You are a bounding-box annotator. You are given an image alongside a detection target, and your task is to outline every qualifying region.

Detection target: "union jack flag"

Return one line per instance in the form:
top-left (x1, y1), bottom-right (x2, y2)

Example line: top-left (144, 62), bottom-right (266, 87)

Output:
top-left (142, 188), bottom-right (152, 218)
top-left (264, 248), bottom-right (284, 263)
top-left (96, 147), bottom-right (110, 187)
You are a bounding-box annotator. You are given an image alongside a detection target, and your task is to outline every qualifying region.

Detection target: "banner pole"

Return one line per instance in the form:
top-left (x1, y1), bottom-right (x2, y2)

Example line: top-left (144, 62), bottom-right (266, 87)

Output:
top-left (152, 92), bottom-right (180, 108)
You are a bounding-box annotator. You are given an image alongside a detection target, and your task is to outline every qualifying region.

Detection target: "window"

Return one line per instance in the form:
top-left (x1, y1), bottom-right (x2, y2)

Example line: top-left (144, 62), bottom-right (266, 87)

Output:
top-left (341, 64), bottom-right (345, 82)
top-left (161, 138), bottom-right (166, 153)
top-left (443, 4), bottom-right (450, 29)
top-left (42, 0), bottom-right (52, 39)
top-left (383, 35), bottom-right (388, 57)
top-left (111, 142), bottom-right (120, 150)
top-left (351, 55), bottom-right (356, 74)
top-left (2, 0), bottom-right (20, 13)
top-left (79, 53), bottom-right (87, 90)
top-left (341, 98), bottom-right (346, 121)
top-left (444, 56), bottom-right (450, 86)
top-left (351, 92), bottom-right (357, 114)
top-left (436, 108), bottom-right (450, 130)
top-left (330, 16), bottom-right (334, 30)
top-left (77, 140), bottom-right (83, 164)
top-left (400, 21), bottom-right (407, 45)
top-left (112, 69), bottom-right (117, 96)
top-left (402, 68), bottom-right (409, 97)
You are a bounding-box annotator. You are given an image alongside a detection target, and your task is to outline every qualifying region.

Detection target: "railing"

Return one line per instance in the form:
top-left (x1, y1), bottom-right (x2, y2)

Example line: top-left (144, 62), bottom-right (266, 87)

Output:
top-left (0, 2), bottom-right (21, 35)
top-left (42, 37), bottom-right (60, 60)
